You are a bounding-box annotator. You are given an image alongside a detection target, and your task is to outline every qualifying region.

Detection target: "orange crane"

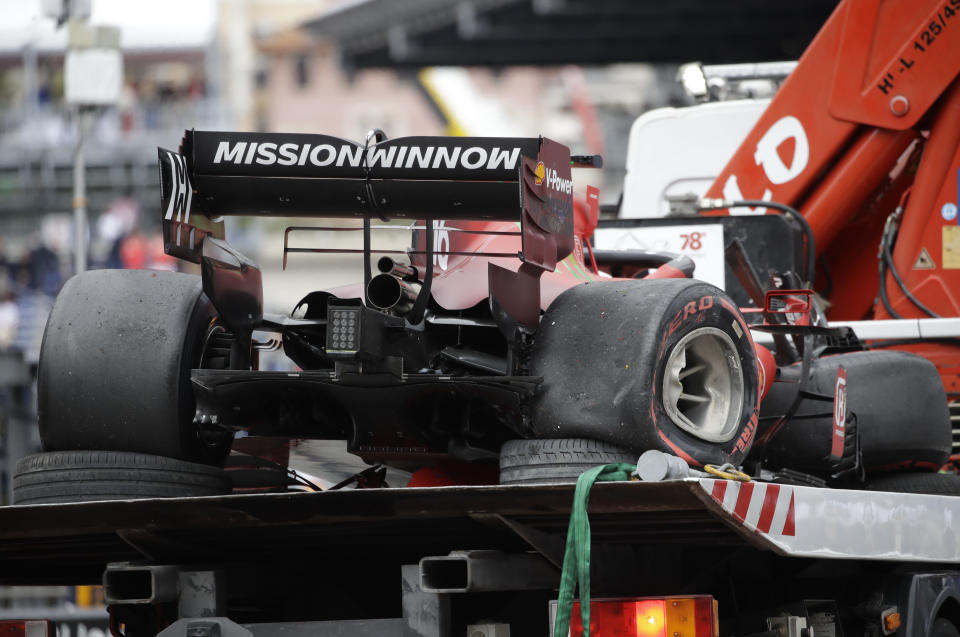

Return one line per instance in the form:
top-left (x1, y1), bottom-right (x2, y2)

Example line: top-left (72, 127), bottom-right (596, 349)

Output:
top-left (703, 0), bottom-right (960, 395)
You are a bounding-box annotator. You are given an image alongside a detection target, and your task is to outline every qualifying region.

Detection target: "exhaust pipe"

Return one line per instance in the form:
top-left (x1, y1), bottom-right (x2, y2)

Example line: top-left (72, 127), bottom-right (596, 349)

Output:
top-left (377, 256), bottom-right (418, 279)
top-left (367, 273), bottom-right (421, 312)
top-left (419, 550), bottom-right (557, 593)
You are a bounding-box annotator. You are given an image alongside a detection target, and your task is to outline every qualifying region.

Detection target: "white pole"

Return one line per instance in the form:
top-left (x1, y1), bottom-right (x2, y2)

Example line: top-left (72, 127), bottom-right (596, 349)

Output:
top-left (73, 109), bottom-right (88, 274)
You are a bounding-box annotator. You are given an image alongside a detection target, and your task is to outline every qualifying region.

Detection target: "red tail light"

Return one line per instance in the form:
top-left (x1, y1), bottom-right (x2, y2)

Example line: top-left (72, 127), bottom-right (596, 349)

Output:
top-left (0, 621), bottom-right (54, 637)
top-left (552, 595), bottom-right (718, 637)
top-left (633, 599), bottom-right (667, 637)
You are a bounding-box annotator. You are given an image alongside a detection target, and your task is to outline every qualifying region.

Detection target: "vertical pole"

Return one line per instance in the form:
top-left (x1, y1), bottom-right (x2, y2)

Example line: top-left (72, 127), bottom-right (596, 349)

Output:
top-left (22, 42), bottom-right (38, 129)
top-left (73, 108), bottom-right (87, 274)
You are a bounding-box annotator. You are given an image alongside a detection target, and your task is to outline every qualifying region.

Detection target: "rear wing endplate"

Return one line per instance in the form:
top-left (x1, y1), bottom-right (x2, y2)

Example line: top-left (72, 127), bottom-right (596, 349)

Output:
top-left (157, 148), bottom-right (226, 263)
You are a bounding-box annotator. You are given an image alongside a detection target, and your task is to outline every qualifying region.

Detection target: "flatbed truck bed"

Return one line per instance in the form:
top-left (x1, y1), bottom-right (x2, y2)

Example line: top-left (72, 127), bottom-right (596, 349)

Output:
top-left (0, 481), bottom-right (741, 585)
top-left (2, 479), bottom-right (960, 637)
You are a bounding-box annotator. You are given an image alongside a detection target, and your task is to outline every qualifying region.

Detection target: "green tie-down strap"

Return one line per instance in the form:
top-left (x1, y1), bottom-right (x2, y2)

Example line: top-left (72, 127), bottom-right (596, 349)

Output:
top-left (554, 462), bottom-right (637, 637)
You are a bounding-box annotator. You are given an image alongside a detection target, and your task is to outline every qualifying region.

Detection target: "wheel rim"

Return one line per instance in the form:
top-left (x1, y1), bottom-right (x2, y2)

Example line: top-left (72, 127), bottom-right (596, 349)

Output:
top-left (662, 326), bottom-right (744, 443)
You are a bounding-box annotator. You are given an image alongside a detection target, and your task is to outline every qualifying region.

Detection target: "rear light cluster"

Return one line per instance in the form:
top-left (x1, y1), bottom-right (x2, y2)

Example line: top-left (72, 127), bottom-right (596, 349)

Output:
top-left (552, 596), bottom-right (718, 637)
top-left (326, 307), bottom-right (361, 354)
top-left (0, 621), bottom-right (53, 637)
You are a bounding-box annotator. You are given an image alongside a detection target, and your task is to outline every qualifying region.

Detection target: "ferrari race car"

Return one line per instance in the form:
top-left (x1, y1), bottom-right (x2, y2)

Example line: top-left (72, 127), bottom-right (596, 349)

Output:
top-left (17, 129), bottom-right (952, 501)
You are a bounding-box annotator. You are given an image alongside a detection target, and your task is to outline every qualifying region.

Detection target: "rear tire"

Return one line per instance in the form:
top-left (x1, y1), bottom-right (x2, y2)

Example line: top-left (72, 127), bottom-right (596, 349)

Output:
top-left (529, 279), bottom-right (759, 467)
top-left (863, 472), bottom-right (960, 495)
top-left (932, 619), bottom-right (960, 637)
top-left (13, 450), bottom-right (231, 504)
top-left (38, 269), bottom-right (231, 464)
top-left (756, 351), bottom-right (951, 475)
top-left (499, 438), bottom-right (637, 485)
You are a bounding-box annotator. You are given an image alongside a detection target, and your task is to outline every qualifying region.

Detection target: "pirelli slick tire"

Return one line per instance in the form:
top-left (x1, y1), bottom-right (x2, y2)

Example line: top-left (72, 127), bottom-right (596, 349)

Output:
top-left (499, 438), bottom-right (637, 485)
top-left (38, 269), bottom-right (228, 464)
top-left (755, 351), bottom-right (951, 475)
top-left (13, 451), bottom-right (231, 504)
top-left (529, 279), bottom-right (759, 468)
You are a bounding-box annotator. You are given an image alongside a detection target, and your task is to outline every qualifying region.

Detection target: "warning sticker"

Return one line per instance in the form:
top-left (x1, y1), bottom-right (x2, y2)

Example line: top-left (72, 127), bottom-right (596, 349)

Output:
top-left (944, 226), bottom-right (960, 269)
top-left (913, 247), bottom-right (935, 270)
top-left (943, 202), bottom-right (958, 222)
top-left (831, 367), bottom-right (847, 462)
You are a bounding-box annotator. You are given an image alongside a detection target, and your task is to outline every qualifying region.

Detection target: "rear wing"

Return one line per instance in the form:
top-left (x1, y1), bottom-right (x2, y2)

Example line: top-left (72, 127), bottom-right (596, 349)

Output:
top-left (158, 130), bottom-right (575, 270)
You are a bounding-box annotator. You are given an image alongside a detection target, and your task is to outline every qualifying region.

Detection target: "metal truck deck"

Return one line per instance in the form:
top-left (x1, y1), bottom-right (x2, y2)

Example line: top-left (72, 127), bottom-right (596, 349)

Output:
top-left (2, 478), bottom-right (959, 586)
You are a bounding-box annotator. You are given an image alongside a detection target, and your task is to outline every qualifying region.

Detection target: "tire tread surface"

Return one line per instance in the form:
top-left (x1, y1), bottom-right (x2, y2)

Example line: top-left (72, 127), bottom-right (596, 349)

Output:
top-left (13, 450), bottom-right (230, 504)
top-left (499, 438), bottom-right (637, 485)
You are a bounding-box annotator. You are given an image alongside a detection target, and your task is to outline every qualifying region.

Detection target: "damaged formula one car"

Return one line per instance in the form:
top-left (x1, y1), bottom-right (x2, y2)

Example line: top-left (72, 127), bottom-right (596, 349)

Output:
top-left (16, 129), bottom-right (951, 502)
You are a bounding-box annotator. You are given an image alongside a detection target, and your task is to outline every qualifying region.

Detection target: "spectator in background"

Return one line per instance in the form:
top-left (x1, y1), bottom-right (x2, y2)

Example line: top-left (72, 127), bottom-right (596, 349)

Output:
top-left (119, 230), bottom-right (178, 271)
top-left (118, 82), bottom-right (139, 134)
top-left (92, 196), bottom-right (138, 269)
top-left (119, 230), bottom-right (147, 270)
top-left (11, 233), bottom-right (63, 298)
top-left (0, 237), bottom-right (12, 291)
top-left (27, 237), bottom-right (61, 296)
top-left (146, 235), bottom-right (178, 271)
top-left (0, 284), bottom-right (18, 349)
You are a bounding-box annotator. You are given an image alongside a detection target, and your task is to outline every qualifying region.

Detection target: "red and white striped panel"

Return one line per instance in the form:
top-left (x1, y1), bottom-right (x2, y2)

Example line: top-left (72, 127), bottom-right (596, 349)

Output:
top-left (705, 479), bottom-right (796, 536)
